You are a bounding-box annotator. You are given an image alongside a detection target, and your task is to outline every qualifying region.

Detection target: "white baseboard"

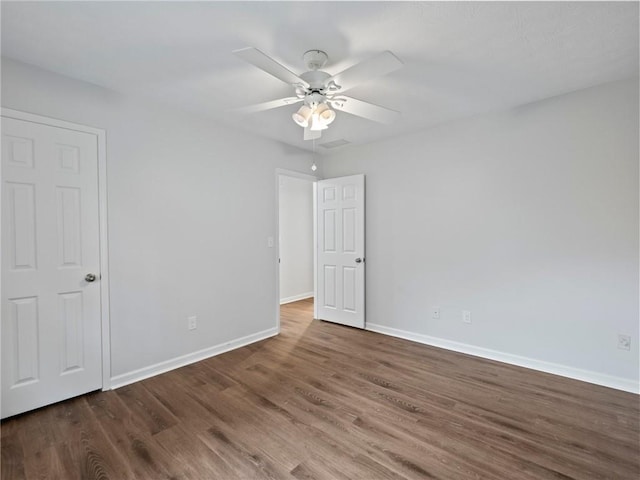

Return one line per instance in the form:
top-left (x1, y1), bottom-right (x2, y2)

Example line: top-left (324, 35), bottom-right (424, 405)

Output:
top-left (365, 323), bottom-right (639, 394)
top-left (280, 292), bottom-right (314, 305)
top-left (110, 327), bottom-right (278, 389)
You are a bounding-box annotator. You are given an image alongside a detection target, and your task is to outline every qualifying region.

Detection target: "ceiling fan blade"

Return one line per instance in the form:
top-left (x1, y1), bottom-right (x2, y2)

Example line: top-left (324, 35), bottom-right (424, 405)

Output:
top-left (231, 97), bottom-right (303, 115)
top-left (332, 96), bottom-right (400, 124)
top-left (328, 51), bottom-right (403, 93)
top-left (304, 127), bottom-right (322, 141)
top-left (233, 47), bottom-right (310, 88)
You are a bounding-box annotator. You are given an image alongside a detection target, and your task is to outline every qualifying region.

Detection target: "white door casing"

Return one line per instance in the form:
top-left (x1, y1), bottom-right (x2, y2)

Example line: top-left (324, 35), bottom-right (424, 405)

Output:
top-left (316, 174), bottom-right (365, 328)
top-left (1, 113), bottom-right (106, 418)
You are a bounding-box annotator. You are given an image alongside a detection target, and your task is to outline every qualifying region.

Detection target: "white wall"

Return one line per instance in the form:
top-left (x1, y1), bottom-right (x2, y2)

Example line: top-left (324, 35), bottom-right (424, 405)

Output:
top-left (1, 58), bottom-right (314, 383)
top-left (279, 175), bottom-right (314, 303)
top-left (323, 78), bottom-right (639, 391)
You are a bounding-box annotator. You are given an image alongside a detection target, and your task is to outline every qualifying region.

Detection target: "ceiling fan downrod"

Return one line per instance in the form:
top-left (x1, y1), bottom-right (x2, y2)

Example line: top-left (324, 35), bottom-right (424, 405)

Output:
top-left (303, 49), bottom-right (328, 70)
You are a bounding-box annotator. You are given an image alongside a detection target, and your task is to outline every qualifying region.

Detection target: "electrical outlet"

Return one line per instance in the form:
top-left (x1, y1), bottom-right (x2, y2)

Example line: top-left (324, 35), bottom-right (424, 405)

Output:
top-left (462, 310), bottom-right (472, 324)
top-left (188, 316), bottom-right (197, 331)
top-left (618, 334), bottom-right (631, 351)
top-left (432, 307), bottom-right (440, 319)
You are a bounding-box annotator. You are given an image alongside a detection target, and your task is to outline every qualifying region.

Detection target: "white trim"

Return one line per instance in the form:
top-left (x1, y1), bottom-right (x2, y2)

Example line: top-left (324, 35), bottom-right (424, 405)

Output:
top-left (280, 292), bottom-right (314, 305)
top-left (110, 327), bottom-right (278, 389)
top-left (97, 130), bottom-right (112, 390)
top-left (313, 181), bottom-right (318, 320)
top-left (1, 108), bottom-right (106, 137)
top-left (274, 168), bottom-right (319, 333)
top-left (275, 168), bottom-right (320, 182)
top-left (1, 108), bottom-right (112, 391)
top-left (366, 323), bottom-right (640, 394)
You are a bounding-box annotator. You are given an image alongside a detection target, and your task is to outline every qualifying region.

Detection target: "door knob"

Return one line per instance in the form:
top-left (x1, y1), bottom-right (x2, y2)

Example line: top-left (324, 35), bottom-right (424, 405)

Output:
top-left (355, 258), bottom-right (364, 264)
top-left (85, 273), bottom-right (97, 282)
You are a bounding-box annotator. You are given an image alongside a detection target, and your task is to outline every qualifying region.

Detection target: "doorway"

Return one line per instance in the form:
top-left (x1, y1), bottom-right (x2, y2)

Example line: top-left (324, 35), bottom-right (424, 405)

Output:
top-left (276, 170), bottom-right (317, 330)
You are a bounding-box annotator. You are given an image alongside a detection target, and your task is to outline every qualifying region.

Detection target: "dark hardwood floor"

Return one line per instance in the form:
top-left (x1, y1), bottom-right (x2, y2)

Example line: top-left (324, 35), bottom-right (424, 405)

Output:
top-left (2, 298), bottom-right (639, 479)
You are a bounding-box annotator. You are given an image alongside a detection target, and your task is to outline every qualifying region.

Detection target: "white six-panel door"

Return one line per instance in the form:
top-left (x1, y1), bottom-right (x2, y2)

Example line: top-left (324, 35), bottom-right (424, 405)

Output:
top-left (316, 175), bottom-right (365, 328)
top-left (2, 116), bottom-right (103, 418)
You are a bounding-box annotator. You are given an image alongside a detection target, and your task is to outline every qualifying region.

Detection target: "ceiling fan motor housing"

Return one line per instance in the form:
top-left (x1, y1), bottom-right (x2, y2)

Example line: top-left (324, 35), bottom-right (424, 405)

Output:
top-left (300, 70), bottom-right (332, 90)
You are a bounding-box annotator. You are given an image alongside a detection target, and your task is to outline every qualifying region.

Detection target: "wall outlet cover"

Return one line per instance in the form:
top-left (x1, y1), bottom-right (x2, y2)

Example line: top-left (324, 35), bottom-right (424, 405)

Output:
top-left (618, 334), bottom-right (631, 350)
top-left (463, 310), bottom-right (472, 324)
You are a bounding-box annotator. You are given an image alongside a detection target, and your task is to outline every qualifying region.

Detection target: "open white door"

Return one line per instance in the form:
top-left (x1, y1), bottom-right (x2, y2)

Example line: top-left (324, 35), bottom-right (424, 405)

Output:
top-left (2, 116), bottom-right (103, 418)
top-left (316, 175), bottom-right (365, 328)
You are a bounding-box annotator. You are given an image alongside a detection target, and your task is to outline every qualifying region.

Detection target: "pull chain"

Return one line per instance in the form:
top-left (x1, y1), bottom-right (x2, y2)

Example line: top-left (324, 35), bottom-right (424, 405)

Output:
top-left (311, 138), bottom-right (317, 171)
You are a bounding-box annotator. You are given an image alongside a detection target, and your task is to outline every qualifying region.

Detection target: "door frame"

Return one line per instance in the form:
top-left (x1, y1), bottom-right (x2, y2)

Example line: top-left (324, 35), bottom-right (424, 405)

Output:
top-left (1, 108), bottom-right (112, 390)
top-left (275, 168), bottom-right (319, 332)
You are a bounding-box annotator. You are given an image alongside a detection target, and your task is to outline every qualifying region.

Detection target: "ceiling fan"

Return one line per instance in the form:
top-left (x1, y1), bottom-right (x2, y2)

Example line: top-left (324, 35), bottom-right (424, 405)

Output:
top-left (232, 47), bottom-right (404, 140)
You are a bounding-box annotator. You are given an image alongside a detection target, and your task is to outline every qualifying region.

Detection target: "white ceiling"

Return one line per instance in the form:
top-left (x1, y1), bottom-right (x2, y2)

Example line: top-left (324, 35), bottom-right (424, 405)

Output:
top-left (2, 1), bottom-right (638, 153)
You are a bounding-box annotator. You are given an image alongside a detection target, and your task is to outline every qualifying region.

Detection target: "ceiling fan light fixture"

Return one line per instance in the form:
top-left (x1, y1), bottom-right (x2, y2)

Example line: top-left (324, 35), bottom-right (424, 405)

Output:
top-left (309, 113), bottom-right (329, 131)
top-left (315, 103), bottom-right (336, 126)
top-left (292, 105), bottom-right (313, 127)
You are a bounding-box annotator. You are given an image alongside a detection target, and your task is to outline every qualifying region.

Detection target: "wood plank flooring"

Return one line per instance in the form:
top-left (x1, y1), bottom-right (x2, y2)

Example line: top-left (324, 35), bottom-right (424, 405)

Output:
top-left (2, 298), bottom-right (639, 479)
